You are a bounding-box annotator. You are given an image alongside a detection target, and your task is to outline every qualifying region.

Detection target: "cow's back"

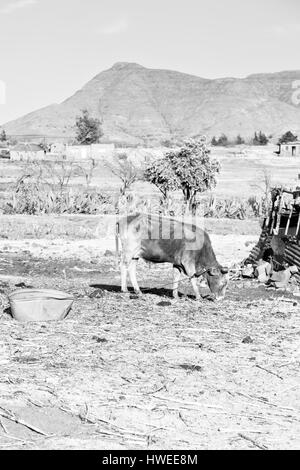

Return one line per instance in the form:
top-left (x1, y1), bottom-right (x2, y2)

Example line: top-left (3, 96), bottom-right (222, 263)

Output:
top-left (118, 213), bottom-right (208, 265)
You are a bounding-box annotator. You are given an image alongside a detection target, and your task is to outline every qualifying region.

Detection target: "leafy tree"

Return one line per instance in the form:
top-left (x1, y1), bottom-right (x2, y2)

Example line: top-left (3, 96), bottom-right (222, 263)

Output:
top-left (211, 134), bottom-right (230, 146)
top-left (235, 134), bottom-right (245, 145)
top-left (278, 131), bottom-right (298, 144)
top-left (144, 157), bottom-right (178, 201)
top-left (252, 131), bottom-right (269, 146)
top-left (0, 129), bottom-right (7, 142)
top-left (252, 132), bottom-right (259, 145)
top-left (145, 138), bottom-right (220, 214)
top-left (217, 134), bottom-right (229, 146)
top-left (75, 109), bottom-right (103, 145)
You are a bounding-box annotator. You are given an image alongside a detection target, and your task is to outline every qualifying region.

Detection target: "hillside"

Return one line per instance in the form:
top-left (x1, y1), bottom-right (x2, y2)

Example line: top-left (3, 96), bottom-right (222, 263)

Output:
top-left (3, 62), bottom-right (300, 144)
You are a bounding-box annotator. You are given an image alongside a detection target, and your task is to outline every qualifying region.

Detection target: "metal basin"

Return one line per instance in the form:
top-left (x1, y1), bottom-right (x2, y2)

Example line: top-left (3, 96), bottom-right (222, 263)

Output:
top-left (8, 289), bottom-right (74, 323)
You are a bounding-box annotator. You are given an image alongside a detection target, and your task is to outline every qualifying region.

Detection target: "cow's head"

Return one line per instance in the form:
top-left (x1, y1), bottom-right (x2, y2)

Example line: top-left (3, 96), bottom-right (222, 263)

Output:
top-left (205, 266), bottom-right (229, 300)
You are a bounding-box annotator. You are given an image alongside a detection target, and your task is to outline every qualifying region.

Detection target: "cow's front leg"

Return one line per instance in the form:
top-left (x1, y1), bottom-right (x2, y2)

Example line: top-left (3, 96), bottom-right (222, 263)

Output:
top-left (120, 260), bottom-right (128, 293)
top-left (190, 276), bottom-right (201, 300)
top-left (128, 259), bottom-right (141, 295)
top-left (173, 267), bottom-right (181, 299)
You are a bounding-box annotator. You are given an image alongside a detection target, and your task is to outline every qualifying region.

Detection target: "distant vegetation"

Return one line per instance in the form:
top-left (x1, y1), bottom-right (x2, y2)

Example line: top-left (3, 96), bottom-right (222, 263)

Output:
top-left (0, 136), bottom-right (275, 218)
top-left (252, 131), bottom-right (269, 146)
top-left (211, 131), bottom-right (269, 147)
top-left (278, 131), bottom-right (298, 144)
top-left (75, 109), bottom-right (103, 145)
top-left (1, 160), bottom-right (113, 215)
top-left (0, 129), bottom-right (7, 142)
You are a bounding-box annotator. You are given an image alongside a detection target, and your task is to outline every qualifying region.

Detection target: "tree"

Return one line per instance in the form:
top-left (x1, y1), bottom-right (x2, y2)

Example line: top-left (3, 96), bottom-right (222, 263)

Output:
top-left (145, 138), bottom-right (220, 214)
top-left (144, 157), bottom-right (178, 201)
top-left (217, 134), bottom-right (229, 146)
top-left (107, 153), bottom-right (143, 196)
top-left (210, 134), bottom-right (230, 147)
top-left (78, 158), bottom-right (99, 188)
top-left (235, 134), bottom-right (245, 145)
top-left (0, 129), bottom-right (7, 142)
top-left (252, 131), bottom-right (269, 146)
top-left (75, 109), bottom-right (103, 145)
top-left (278, 131), bottom-right (298, 144)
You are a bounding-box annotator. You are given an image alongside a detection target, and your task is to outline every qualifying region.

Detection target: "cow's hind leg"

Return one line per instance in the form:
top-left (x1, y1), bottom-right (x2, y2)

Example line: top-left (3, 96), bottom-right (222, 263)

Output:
top-left (190, 277), bottom-right (201, 300)
top-left (173, 266), bottom-right (181, 299)
top-left (128, 259), bottom-right (141, 295)
top-left (120, 259), bottom-right (128, 293)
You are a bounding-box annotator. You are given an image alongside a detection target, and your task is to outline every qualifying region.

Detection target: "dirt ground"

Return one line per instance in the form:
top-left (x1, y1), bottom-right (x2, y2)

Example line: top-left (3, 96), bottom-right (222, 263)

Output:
top-left (0, 217), bottom-right (300, 450)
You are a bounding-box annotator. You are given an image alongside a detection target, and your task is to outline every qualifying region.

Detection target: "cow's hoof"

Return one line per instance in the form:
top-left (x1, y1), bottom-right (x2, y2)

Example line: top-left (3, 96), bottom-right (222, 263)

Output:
top-left (130, 292), bottom-right (141, 299)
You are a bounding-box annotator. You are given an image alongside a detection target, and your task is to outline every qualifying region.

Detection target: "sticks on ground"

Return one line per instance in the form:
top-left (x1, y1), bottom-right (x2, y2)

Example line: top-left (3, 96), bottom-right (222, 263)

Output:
top-left (238, 433), bottom-right (268, 450)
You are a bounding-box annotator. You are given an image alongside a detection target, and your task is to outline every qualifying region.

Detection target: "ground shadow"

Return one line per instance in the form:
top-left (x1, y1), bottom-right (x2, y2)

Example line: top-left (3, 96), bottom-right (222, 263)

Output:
top-left (3, 306), bottom-right (13, 318)
top-left (89, 283), bottom-right (196, 299)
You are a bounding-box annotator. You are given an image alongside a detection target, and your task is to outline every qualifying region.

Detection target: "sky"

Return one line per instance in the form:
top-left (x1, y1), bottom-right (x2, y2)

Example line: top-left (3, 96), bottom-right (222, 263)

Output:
top-left (0, 0), bottom-right (299, 125)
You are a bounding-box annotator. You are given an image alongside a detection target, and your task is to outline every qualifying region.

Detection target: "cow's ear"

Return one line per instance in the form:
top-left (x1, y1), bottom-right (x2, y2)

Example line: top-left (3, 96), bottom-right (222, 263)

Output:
top-left (221, 266), bottom-right (229, 274)
top-left (208, 267), bottom-right (219, 276)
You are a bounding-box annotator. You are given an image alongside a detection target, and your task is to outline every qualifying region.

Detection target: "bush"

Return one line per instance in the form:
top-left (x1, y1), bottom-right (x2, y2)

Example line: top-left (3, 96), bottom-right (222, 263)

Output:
top-left (211, 134), bottom-right (230, 146)
top-left (252, 131), bottom-right (269, 146)
top-left (3, 180), bottom-right (113, 215)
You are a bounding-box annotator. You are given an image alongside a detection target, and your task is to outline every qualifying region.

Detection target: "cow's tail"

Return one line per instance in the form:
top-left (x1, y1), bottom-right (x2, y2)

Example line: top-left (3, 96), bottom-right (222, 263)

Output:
top-left (115, 220), bottom-right (120, 268)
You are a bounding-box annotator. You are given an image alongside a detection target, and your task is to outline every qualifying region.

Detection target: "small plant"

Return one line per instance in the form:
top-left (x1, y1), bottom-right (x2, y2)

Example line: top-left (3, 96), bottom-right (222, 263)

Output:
top-left (106, 152), bottom-right (144, 196)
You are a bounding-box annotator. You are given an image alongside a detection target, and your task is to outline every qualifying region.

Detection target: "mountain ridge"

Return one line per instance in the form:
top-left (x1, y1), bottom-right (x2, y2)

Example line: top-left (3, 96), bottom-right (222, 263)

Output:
top-left (3, 62), bottom-right (300, 144)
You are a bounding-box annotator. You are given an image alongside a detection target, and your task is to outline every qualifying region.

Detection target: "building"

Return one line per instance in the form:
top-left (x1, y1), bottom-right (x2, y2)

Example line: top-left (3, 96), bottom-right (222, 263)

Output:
top-left (10, 143), bottom-right (45, 161)
top-left (65, 143), bottom-right (115, 161)
top-left (278, 141), bottom-right (300, 157)
top-left (0, 142), bottom-right (10, 159)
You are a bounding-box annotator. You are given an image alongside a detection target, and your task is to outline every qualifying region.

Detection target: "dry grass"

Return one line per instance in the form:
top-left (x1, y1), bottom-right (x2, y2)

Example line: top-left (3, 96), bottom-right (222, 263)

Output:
top-left (0, 250), bottom-right (300, 450)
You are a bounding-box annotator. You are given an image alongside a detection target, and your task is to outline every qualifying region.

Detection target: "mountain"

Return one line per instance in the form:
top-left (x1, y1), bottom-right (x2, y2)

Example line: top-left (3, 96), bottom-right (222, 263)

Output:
top-left (3, 62), bottom-right (300, 144)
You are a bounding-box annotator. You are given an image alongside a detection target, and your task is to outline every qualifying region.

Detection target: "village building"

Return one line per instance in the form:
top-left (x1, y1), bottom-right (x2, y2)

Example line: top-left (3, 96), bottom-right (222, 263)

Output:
top-left (10, 143), bottom-right (45, 161)
top-left (0, 142), bottom-right (10, 159)
top-left (65, 143), bottom-right (115, 161)
top-left (278, 141), bottom-right (300, 157)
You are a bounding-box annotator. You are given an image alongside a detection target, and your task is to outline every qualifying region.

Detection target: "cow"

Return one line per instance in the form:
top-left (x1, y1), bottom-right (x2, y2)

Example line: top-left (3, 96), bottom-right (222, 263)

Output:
top-left (116, 213), bottom-right (229, 300)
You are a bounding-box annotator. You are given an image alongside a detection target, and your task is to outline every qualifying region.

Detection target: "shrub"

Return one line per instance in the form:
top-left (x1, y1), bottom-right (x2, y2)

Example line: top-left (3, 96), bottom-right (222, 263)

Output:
top-left (3, 180), bottom-right (113, 215)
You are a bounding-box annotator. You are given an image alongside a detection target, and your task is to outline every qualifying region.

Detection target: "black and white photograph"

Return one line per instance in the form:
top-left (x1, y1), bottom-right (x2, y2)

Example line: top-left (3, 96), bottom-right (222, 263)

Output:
top-left (0, 0), bottom-right (299, 452)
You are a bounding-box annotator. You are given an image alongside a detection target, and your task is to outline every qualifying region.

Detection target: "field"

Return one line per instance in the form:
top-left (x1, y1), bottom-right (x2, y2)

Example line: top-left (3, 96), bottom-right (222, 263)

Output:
top-left (0, 213), bottom-right (300, 450)
top-left (1, 145), bottom-right (300, 203)
top-left (0, 149), bottom-right (300, 450)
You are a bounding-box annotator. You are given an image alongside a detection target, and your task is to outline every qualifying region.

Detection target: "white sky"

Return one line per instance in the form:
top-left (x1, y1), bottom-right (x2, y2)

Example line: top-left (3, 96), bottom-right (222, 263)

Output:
top-left (0, 0), bottom-right (299, 124)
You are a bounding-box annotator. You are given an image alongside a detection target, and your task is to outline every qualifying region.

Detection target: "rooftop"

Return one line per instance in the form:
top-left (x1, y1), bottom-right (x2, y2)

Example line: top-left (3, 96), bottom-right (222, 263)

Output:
top-left (280, 141), bottom-right (300, 146)
top-left (12, 143), bottom-right (43, 152)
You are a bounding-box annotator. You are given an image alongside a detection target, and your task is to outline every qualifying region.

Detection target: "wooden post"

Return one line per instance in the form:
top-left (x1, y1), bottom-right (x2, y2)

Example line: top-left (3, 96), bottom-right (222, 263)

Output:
top-left (285, 204), bottom-right (294, 236)
top-left (274, 190), bottom-right (284, 235)
top-left (296, 212), bottom-right (300, 238)
top-left (269, 195), bottom-right (277, 234)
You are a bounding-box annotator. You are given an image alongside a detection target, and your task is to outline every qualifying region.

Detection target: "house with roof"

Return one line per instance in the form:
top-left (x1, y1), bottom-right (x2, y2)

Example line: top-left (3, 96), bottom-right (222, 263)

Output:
top-left (278, 141), bottom-right (300, 157)
top-left (10, 143), bottom-right (45, 161)
top-left (65, 143), bottom-right (115, 161)
top-left (0, 142), bottom-right (10, 159)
